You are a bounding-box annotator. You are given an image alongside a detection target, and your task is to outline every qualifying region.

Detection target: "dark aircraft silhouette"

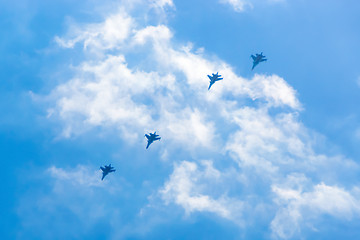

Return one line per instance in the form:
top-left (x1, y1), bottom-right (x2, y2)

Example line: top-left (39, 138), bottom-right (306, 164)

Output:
top-left (207, 72), bottom-right (223, 90)
top-left (145, 131), bottom-right (161, 149)
top-left (100, 164), bottom-right (115, 180)
top-left (251, 52), bottom-right (267, 70)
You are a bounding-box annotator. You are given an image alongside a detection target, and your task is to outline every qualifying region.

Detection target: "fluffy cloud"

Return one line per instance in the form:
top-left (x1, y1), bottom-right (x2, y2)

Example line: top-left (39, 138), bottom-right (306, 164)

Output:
top-left (225, 106), bottom-right (313, 173)
top-left (133, 25), bottom-right (173, 45)
top-left (55, 12), bottom-right (134, 50)
top-left (160, 161), bottom-right (243, 222)
top-left (51, 54), bottom-right (174, 138)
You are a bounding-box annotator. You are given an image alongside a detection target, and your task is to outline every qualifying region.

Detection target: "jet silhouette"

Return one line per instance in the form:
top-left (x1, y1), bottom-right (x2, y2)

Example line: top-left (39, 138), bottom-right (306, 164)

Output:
top-left (100, 164), bottom-right (115, 180)
top-left (207, 72), bottom-right (223, 90)
top-left (145, 131), bottom-right (161, 149)
top-left (251, 52), bottom-right (267, 70)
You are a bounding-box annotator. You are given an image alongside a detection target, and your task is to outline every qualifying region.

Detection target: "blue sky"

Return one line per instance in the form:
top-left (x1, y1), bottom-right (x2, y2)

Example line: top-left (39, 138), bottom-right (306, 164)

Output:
top-left (1, 0), bottom-right (360, 239)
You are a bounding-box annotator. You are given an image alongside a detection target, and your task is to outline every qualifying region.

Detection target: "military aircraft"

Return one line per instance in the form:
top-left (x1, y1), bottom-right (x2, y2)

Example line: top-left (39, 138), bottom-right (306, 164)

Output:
top-left (251, 52), bottom-right (267, 70)
top-left (100, 164), bottom-right (116, 180)
top-left (207, 72), bottom-right (223, 90)
top-left (145, 131), bottom-right (161, 149)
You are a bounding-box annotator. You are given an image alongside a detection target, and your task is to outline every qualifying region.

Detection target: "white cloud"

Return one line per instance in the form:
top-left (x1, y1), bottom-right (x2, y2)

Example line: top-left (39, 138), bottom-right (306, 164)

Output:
top-left (271, 182), bottom-right (360, 239)
top-left (247, 74), bottom-right (301, 109)
top-left (51, 54), bottom-right (177, 138)
top-left (225, 107), bottom-right (307, 172)
top-left (55, 12), bottom-right (133, 51)
top-left (133, 25), bottom-right (172, 45)
top-left (160, 161), bottom-right (243, 221)
top-left (159, 108), bottom-right (217, 149)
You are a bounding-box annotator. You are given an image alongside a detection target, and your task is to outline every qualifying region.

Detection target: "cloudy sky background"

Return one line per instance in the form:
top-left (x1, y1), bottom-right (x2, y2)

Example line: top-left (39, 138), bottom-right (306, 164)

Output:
top-left (1, 0), bottom-right (360, 239)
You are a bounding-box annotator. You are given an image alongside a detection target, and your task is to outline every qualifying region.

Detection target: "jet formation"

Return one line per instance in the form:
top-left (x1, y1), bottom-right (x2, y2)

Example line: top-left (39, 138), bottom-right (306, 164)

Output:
top-left (100, 52), bottom-right (267, 180)
top-left (100, 164), bottom-right (116, 180)
top-left (207, 72), bottom-right (223, 90)
top-left (145, 131), bottom-right (161, 149)
top-left (251, 52), bottom-right (267, 70)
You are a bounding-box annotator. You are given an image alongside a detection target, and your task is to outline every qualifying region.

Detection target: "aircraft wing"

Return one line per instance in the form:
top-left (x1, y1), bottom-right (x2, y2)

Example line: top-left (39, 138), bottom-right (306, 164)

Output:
top-left (215, 77), bottom-right (223, 81)
top-left (207, 75), bottom-right (213, 81)
top-left (145, 134), bottom-right (150, 139)
top-left (154, 137), bottom-right (161, 141)
top-left (251, 55), bottom-right (256, 60)
top-left (100, 167), bottom-right (105, 171)
top-left (110, 169), bottom-right (116, 172)
top-left (260, 58), bottom-right (267, 62)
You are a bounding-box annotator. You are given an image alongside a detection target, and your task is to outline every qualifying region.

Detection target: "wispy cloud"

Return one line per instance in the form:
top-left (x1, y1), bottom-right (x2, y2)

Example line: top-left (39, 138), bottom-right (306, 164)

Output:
top-left (219, 0), bottom-right (286, 12)
top-left (271, 182), bottom-right (360, 239)
top-left (17, 165), bottom-right (126, 239)
top-left (150, 0), bottom-right (174, 9)
top-left (219, 0), bottom-right (253, 12)
top-left (47, 165), bottom-right (104, 187)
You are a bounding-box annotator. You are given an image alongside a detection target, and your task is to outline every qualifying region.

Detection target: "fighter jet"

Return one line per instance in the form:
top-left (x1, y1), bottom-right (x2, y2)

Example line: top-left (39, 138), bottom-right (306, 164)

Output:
top-left (145, 131), bottom-right (161, 149)
top-left (100, 164), bottom-right (116, 180)
top-left (251, 52), bottom-right (267, 70)
top-left (207, 72), bottom-right (223, 90)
